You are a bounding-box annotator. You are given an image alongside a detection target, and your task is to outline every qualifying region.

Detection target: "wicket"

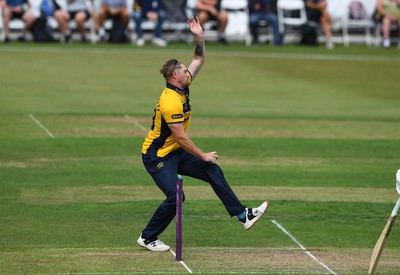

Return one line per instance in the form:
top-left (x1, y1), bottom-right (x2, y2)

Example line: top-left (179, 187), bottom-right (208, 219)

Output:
top-left (176, 174), bottom-right (183, 261)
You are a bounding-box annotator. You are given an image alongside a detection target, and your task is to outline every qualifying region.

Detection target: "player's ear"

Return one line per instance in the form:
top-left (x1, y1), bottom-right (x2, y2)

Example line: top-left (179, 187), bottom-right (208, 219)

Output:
top-left (172, 70), bottom-right (179, 79)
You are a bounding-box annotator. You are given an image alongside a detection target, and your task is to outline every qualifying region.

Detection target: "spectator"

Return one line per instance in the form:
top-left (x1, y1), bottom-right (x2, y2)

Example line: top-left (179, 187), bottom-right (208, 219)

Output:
top-left (53, 0), bottom-right (92, 43)
top-left (96, 0), bottom-right (129, 41)
top-left (196, 0), bottom-right (229, 44)
top-left (304, 0), bottom-right (334, 49)
top-left (376, 0), bottom-right (400, 48)
top-left (0, 0), bottom-right (37, 42)
top-left (133, 0), bottom-right (167, 47)
top-left (248, 0), bottom-right (282, 46)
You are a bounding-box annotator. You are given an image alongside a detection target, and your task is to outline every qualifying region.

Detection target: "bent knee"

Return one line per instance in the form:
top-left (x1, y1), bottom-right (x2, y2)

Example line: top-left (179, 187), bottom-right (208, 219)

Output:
top-left (165, 191), bottom-right (185, 204)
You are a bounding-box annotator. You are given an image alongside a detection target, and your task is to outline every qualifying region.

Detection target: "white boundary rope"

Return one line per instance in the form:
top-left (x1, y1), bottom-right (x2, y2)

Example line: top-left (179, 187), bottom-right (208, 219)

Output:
top-left (272, 220), bottom-right (337, 275)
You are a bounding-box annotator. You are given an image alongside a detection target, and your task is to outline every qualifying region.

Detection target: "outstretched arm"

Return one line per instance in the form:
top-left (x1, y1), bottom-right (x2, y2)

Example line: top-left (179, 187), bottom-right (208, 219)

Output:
top-left (187, 17), bottom-right (205, 82)
top-left (169, 122), bottom-right (218, 163)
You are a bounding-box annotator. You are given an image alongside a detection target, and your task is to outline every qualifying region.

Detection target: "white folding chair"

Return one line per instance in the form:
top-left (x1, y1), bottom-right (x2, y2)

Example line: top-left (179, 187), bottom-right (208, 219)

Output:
top-left (160, 0), bottom-right (191, 43)
top-left (341, 0), bottom-right (374, 47)
top-left (277, 0), bottom-right (307, 34)
top-left (222, 0), bottom-right (251, 45)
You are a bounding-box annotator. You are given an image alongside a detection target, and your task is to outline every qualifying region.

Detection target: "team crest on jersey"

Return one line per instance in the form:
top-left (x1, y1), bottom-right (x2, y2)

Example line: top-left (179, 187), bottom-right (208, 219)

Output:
top-left (171, 114), bottom-right (183, 119)
top-left (157, 162), bottom-right (164, 169)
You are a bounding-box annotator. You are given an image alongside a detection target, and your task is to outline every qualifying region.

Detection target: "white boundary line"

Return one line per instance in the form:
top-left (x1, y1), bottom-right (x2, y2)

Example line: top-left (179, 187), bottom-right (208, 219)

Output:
top-left (29, 114), bottom-right (55, 138)
top-left (271, 220), bottom-right (337, 275)
top-left (169, 249), bottom-right (193, 274)
top-left (124, 114), bottom-right (148, 132)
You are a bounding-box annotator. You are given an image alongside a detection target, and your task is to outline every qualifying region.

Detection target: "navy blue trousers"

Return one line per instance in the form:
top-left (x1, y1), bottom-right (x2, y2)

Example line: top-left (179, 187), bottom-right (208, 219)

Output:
top-left (141, 148), bottom-right (246, 241)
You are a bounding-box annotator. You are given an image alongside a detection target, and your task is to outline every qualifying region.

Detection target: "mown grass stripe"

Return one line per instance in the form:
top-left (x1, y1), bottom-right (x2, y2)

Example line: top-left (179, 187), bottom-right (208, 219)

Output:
top-left (1, 46), bottom-right (399, 62)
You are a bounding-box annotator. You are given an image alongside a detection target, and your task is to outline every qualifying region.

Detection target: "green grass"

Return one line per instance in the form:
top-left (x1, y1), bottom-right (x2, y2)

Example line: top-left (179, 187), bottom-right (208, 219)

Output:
top-left (1, 42), bottom-right (400, 274)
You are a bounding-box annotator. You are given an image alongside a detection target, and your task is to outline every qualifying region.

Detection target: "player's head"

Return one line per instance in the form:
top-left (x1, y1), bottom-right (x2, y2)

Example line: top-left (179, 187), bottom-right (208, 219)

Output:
top-left (160, 59), bottom-right (182, 80)
top-left (160, 59), bottom-right (191, 89)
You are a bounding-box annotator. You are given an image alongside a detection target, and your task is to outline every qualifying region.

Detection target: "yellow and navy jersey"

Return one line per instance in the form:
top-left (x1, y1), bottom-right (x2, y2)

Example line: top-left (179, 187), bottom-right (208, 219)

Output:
top-left (142, 82), bottom-right (192, 157)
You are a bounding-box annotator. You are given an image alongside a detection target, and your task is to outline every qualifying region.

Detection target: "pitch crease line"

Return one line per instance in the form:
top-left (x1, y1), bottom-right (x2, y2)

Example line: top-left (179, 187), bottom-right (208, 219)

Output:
top-left (272, 220), bottom-right (337, 275)
top-left (169, 249), bottom-right (193, 273)
top-left (124, 115), bottom-right (147, 132)
top-left (29, 114), bottom-right (55, 138)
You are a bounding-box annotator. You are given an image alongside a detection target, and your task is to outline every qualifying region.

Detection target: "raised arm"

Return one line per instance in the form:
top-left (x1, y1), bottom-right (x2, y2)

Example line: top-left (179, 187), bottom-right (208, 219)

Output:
top-left (187, 17), bottom-right (205, 82)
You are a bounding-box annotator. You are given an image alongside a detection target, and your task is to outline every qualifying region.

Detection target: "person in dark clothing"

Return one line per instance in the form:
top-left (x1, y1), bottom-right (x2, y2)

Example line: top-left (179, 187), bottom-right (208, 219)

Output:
top-left (248, 0), bottom-right (282, 45)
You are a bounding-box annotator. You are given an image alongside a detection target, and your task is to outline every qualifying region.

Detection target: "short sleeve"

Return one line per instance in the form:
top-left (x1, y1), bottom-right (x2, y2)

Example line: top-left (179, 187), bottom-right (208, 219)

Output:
top-left (160, 93), bottom-right (185, 124)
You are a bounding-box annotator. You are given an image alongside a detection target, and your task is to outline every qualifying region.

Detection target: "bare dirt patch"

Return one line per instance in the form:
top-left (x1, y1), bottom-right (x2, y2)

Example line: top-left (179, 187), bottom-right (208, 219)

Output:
top-left (189, 117), bottom-right (400, 140)
top-left (0, 161), bottom-right (36, 168)
top-left (36, 115), bottom-right (400, 139)
top-left (219, 156), bottom-right (324, 167)
top-left (2, 246), bottom-right (399, 274)
top-left (185, 247), bottom-right (400, 274)
top-left (0, 247), bottom-right (183, 274)
top-left (20, 185), bottom-right (397, 205)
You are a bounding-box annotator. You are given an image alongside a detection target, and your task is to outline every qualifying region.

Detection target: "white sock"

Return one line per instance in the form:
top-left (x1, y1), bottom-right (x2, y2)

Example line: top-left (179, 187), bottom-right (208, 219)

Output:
top-left (98, 28), bottom-right (105, 36)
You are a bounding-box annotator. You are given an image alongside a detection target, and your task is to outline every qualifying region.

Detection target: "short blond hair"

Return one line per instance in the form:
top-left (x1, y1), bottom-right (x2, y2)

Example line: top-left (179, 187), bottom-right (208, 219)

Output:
top-left (160, 59), bottom-right (182, 80)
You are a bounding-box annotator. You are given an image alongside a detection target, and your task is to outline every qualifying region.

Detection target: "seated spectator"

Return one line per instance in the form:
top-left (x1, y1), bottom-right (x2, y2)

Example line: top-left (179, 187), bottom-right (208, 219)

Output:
top-left (133, 0), bottom-right (167, 47)
top-left (96, 0), bottom-right (129, 41)
top-left (304, 0), bottom-right (334, 49)
top-left (0, 0), bottom-right (37, 42)
top-left (53, 0), bottom-right (92, 43)
top-left (376, 0), bottom-right (400, 48)
top-left (248, 0), bottom-right (282, 46)
top-left (196, 0), bottom-right (229, 44)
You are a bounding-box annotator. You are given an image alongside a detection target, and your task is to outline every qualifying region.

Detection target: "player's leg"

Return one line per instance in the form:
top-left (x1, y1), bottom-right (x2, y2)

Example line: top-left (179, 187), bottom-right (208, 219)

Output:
top-left (2, 6), bottom-right (12, 41)
top-left (74, 10), bottom-right (88, 42)
top-left (54, 9), bottom-right (71, 42)
top-left (138, 154), bottom-right (182, 251)
top-left (177, 149), bottom-right (268, 230)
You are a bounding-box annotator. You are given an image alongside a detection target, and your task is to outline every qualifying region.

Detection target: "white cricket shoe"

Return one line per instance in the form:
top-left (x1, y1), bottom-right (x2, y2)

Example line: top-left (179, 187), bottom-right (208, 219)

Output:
top-left (383, 39), bottom-right (390, 48)
top-left (241, 201), bottom-right (269, 230)
top-left (136, 38), bottom-right (145, 47)
top-left (152, 37), bottom-right (167, 47)
top-left (326, 40), bottom-right (334, 50)
top-left (137, 235), bottom-right (170, 252)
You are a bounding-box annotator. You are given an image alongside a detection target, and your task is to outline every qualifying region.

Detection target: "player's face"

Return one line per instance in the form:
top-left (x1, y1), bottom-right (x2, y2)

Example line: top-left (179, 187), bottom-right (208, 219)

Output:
top-left (176, 65), bottom-right (190, 89)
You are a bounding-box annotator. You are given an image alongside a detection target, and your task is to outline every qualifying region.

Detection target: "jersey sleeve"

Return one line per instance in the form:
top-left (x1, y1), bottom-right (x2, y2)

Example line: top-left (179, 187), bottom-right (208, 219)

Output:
top-left (160, 93), bottom-right (185, 124)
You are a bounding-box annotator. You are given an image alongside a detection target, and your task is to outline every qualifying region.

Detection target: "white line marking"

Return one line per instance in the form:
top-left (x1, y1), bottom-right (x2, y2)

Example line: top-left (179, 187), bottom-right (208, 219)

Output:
top-left (272, 220), bottom-right (337, 275)
top-left (124, 115), bottom-right (148, 132)
top-left (169, 249), bottom-right (193, 273)
top-left (29, 114), bottom-right (55, 138)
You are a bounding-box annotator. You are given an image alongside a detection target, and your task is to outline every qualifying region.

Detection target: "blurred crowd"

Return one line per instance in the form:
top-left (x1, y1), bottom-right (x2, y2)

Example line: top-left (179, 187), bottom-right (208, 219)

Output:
top-left (1, 0), bottom-right (399, 48)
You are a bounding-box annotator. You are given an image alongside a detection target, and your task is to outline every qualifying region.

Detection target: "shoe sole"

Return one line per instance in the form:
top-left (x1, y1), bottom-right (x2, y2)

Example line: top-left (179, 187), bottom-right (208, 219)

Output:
top-left (246, 201), bottom-right (269, 231)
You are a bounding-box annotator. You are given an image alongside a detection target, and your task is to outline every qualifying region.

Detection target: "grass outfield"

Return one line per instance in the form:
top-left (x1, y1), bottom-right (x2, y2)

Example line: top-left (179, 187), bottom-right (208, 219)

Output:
top-left (1, 42), bottom-right (400, 274)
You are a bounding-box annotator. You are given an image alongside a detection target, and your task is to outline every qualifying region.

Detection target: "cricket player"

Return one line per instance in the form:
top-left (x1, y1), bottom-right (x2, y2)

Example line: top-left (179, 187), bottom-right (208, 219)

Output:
top-left (137, 16), bottom-right (269, 252)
